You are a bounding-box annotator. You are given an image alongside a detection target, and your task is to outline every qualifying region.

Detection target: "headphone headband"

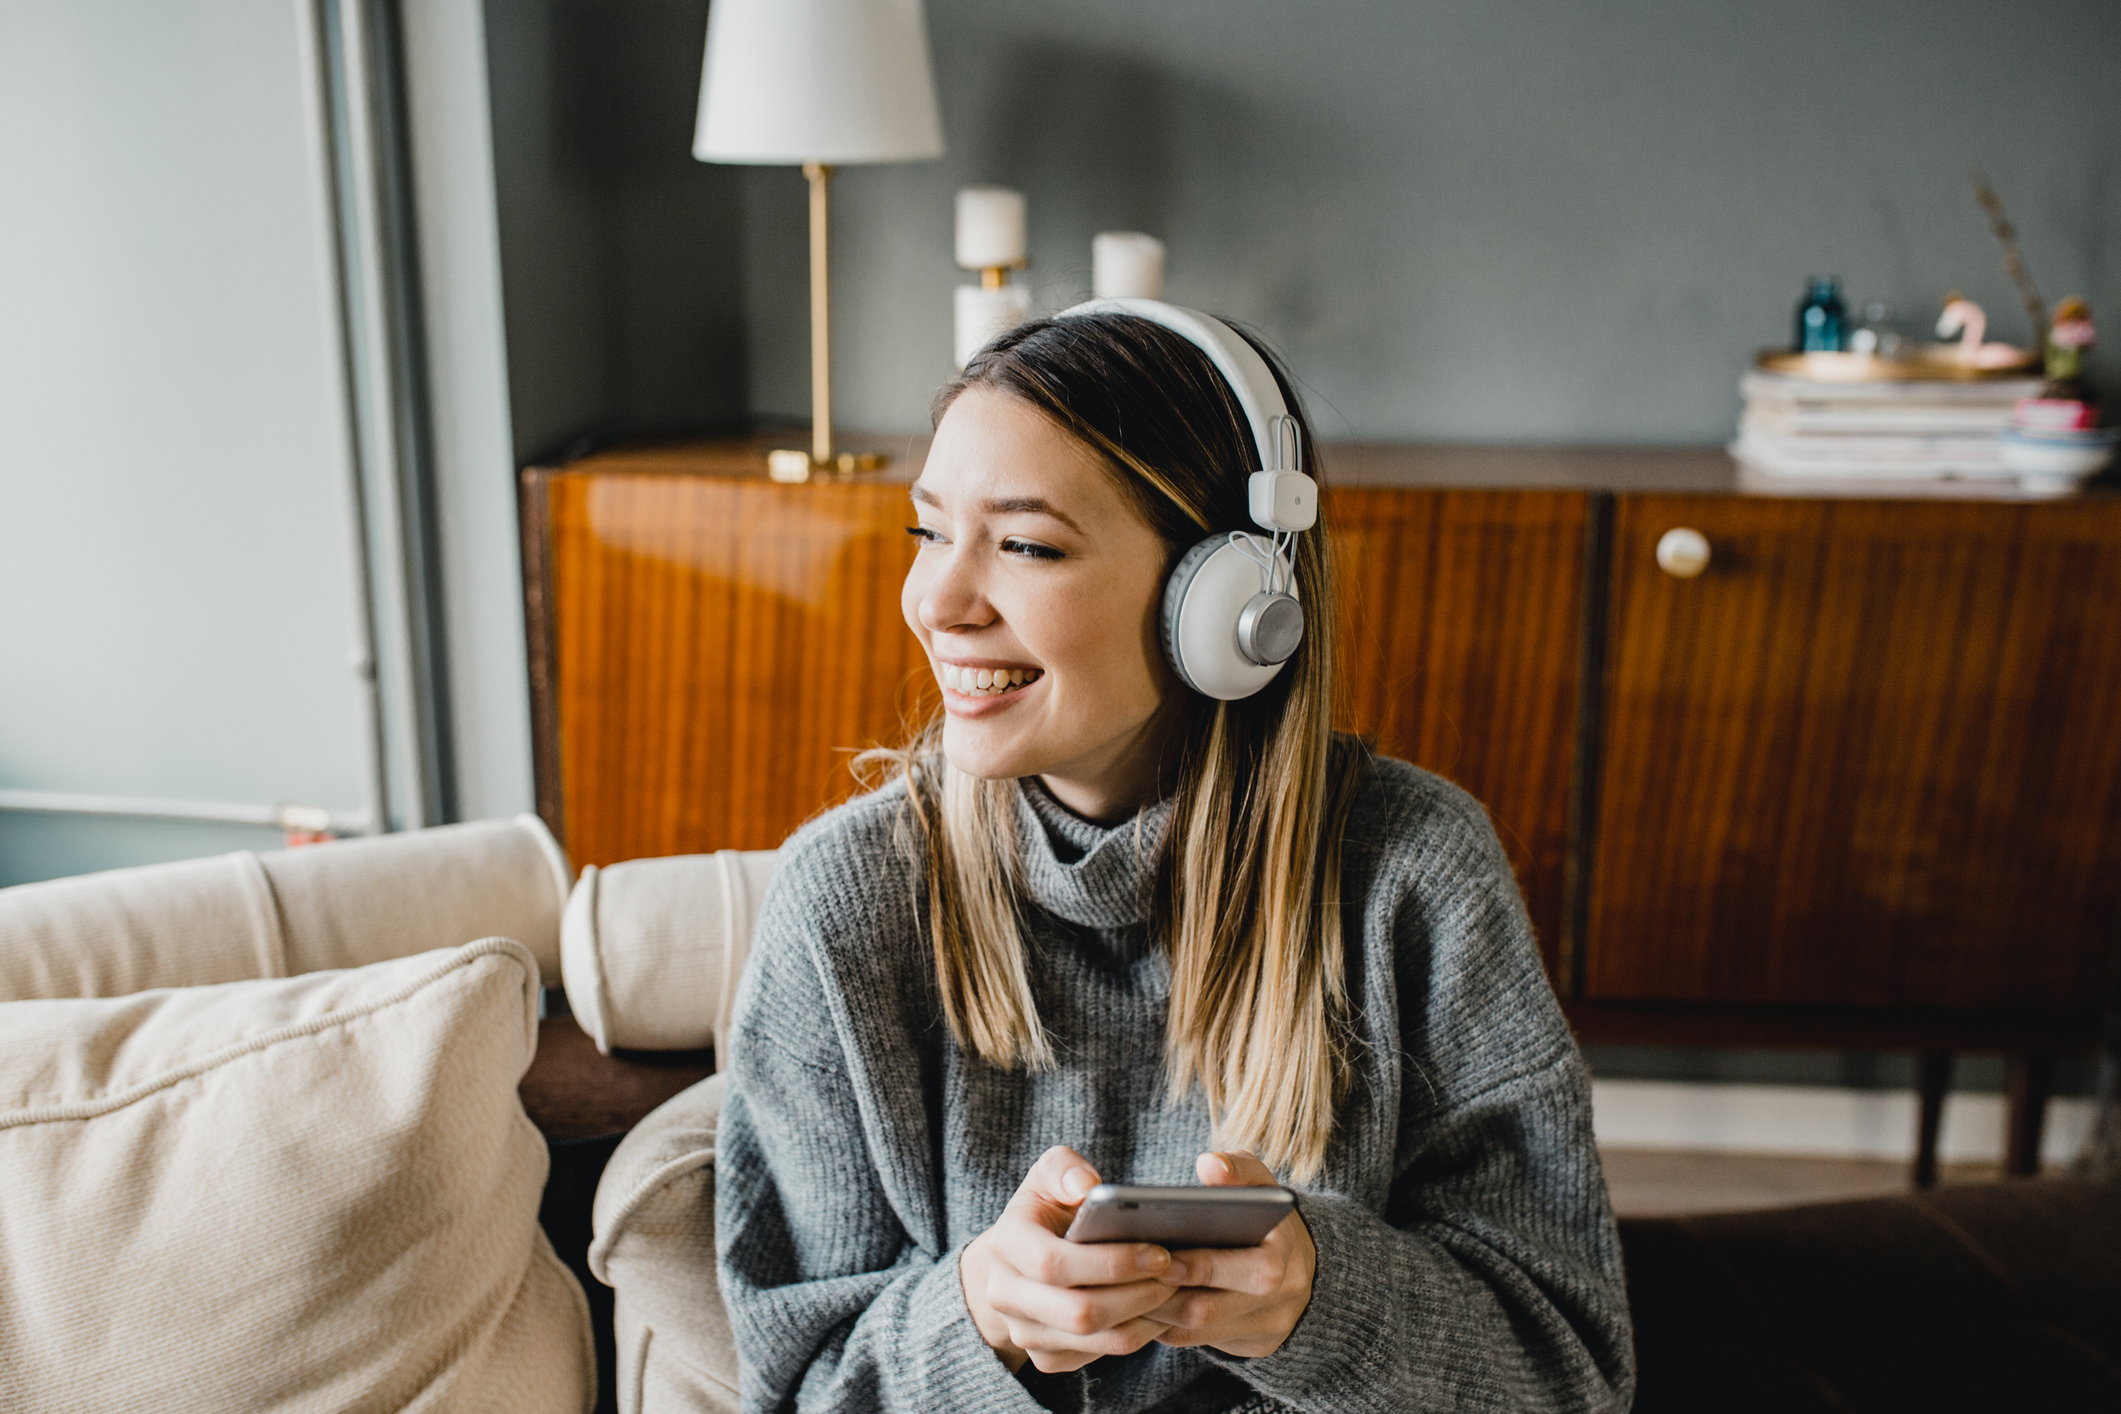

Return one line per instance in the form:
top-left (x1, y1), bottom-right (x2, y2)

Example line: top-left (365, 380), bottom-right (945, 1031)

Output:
top-left (1054, 298), bottom-right (1299, 476)
top-left (1050, 298), bottom-right (1318, 698)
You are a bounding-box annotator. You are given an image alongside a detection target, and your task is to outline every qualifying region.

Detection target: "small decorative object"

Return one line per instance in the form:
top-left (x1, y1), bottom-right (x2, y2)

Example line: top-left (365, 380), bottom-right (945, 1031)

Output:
top-left (2042, 296), bottom-right (2098, 392)
top-left (1933, 295), bottom-right (2030, 369)
top-left (1793, 276), bottom-right (1847, 352)
top-left (1848, 301), bottom-right (1902, 359)
top-left (2003, 297), bottom-right (2111, 496)
top-left (693, 0), bottom-right (945, 482)
top-left (952, 186), bottom-right (1030, 370)
top-left (1092, 232), bottom-right (1166, 300)
top-left (1969, 167), bottom-right (2051, 350)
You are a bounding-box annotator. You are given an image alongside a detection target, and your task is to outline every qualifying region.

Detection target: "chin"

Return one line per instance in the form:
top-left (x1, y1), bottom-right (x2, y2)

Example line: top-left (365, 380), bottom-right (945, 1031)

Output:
top-left (939, 719), bottom-right (1039, 782)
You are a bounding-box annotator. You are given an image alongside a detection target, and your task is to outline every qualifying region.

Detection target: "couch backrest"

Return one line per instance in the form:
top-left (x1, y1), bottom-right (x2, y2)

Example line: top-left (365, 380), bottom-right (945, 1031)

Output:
top-left (560, 850), bottom-right (780, 1058)
top-left (0, 815), bottom-right (572, 1001)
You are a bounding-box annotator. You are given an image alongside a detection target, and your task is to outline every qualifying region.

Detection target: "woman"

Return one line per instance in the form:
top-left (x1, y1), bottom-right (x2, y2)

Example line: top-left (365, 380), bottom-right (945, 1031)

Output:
top-left (716, 306), bottom-right (1634, 1413)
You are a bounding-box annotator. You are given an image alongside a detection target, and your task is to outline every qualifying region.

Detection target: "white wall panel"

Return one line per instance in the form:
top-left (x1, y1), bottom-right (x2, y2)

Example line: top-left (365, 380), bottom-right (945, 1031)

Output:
top-left (0, 0), bottom-right (372, 883)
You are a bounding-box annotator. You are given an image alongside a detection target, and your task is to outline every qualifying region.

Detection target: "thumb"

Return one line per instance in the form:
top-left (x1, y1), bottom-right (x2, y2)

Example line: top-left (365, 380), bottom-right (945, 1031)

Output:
top-left (1197, 1150), bottom-right (1278, 1187)
top-left (1023, 1144), bottom-right (1102, 1207)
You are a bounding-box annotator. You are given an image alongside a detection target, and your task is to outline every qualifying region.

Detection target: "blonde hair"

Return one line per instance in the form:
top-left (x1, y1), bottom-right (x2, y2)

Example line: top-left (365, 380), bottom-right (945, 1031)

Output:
top-left (878, 313), bottom-right (1365, 1182)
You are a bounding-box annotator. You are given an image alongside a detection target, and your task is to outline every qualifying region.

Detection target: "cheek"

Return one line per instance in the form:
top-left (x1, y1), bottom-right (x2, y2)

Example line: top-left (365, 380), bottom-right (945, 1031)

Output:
top-left (1044, 572), bottom-right (1168, 705)
top-left (900, 563), bottom-right (929, 644)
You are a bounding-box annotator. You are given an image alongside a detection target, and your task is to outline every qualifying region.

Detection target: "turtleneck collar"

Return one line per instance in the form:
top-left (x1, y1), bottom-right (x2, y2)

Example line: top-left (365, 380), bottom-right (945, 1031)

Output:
top-left (1014, 778), bottom-right (1172, 930)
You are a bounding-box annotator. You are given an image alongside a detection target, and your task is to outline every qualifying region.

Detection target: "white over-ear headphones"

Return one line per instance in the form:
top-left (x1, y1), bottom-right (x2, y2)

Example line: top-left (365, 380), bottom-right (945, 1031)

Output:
top-left (1054, 298), bottom-right (1320, 700)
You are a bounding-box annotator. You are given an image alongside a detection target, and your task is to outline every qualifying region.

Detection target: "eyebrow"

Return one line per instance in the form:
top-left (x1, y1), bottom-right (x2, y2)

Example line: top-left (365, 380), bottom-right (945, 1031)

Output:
top-left (910, 485), bottom-right (1084, 534)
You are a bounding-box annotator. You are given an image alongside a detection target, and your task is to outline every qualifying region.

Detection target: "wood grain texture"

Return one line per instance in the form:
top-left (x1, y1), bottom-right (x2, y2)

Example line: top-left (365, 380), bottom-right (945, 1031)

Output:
top-left (536, 454), bottom-right (1586, 974)
top-left (546, 468), bottom-right (934, 869)
top-left (1329, 488), bottom-right (1586, 969)
top-left (1587, 495), bottom-right (2121, 1016)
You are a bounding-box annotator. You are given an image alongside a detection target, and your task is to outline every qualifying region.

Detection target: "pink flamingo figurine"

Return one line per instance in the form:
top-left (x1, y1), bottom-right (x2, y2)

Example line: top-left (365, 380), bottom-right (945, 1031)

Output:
top-left (1935, 295), bottom-right (2029, 369)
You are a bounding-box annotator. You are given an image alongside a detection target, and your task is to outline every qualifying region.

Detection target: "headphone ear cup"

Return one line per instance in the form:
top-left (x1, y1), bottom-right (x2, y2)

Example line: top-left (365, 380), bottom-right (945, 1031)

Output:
top-left (1161, 534), bottom-right (1298, 701)
top-left (1160, 536), bottom-right (1225, 695)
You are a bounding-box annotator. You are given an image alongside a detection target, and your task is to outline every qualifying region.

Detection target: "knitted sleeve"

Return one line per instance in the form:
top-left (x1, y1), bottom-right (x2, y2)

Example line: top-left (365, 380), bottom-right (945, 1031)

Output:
top-left (1207, 771), bottom-right (1637, 1413)
top-left (714, 814), bottom-right (1043, 1414)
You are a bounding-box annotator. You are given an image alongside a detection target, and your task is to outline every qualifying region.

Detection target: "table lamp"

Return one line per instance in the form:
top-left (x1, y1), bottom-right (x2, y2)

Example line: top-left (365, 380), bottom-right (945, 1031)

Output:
top-left (694, 0), bottom-right (944, 481)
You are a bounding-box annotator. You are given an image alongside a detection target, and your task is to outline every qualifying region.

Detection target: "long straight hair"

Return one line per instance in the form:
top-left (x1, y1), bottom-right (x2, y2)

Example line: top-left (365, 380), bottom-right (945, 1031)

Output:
top-left (884, 313), bottom-right (1365, 1182)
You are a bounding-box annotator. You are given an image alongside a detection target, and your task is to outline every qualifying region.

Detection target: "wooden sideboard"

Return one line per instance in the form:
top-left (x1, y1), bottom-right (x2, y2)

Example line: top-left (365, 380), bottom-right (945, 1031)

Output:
top-left (522, 436), bottom-right (2121, 1174)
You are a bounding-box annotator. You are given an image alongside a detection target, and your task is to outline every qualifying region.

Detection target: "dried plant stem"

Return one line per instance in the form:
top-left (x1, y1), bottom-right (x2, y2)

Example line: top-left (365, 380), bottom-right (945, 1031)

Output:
top-left (1969, 166), bottom-right (2048, 348)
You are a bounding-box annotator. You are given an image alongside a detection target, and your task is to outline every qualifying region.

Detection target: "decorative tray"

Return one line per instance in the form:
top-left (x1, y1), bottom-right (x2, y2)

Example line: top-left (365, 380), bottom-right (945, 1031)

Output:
top-left (1756, 348), bottom-right (2041, 382)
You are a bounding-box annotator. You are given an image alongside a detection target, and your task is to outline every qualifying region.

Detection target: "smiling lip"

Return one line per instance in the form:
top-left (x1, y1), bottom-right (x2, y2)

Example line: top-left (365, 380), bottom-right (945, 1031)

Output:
top-left (935, 658), bottom-right (1043, 715)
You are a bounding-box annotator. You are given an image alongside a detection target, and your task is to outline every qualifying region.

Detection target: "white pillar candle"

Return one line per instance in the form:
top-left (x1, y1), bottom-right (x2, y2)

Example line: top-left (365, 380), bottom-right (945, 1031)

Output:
top-left (955, 283), bottom-right (1032, 369)
top-left (1092, 231), bottom-right (1165, 299)
top-left (955, 187), bottom-right (1026, 269)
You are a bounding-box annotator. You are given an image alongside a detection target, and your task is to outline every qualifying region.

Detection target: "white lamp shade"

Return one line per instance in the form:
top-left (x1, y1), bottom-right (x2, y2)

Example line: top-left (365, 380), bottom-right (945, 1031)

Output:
top-left (694, 0), bottom-right (945, 165)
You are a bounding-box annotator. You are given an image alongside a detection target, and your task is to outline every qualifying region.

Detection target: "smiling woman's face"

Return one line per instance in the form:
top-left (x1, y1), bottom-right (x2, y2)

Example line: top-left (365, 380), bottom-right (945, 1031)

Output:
top-left (903, 386), bottom-right (1184, 821)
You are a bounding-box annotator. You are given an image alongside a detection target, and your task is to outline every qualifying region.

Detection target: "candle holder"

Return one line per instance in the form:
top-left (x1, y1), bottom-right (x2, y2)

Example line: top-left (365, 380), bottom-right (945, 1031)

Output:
top-left (954, 187), bottom-right (1032, 369)
top-left (954, 266), bottom-right (1031, 370)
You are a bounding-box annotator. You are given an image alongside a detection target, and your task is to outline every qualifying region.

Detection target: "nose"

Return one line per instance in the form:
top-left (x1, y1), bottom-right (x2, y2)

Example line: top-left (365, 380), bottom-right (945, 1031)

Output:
top-left (912, 539), bottom-right (996, 636)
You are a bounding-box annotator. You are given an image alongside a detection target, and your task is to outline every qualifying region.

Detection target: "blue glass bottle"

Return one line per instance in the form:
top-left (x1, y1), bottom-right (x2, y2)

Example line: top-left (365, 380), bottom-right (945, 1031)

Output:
top-left (1794, 277), bottom-right (1847, 352)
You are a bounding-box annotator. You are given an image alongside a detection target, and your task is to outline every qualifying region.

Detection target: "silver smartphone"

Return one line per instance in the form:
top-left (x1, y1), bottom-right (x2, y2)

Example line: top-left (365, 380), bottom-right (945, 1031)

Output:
top-left (1063, 1183), bottom-right (1295, 1249)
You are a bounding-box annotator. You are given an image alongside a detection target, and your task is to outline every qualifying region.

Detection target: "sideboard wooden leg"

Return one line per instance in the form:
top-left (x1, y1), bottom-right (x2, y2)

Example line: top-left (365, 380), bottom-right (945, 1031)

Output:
top-left (2081, 998), bottom-right (2121, 1179)
top-left (2004, 1053), bottom-right (2055, 1177)
top-left (1913, 1051), bottom-right (1953, 1188)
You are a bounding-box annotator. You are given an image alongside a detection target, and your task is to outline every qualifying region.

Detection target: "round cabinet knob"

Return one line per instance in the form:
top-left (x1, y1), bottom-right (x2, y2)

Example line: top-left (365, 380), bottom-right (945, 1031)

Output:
top-left (1656, 527), bottom-right (1711, 579)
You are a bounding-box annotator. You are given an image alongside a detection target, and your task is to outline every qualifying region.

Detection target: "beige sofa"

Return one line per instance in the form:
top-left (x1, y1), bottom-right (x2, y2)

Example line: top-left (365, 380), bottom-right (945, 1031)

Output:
top-left (562, 850), bottom-right (780, 1414)
top-left (0, 818), bottom-right (589, 1412)
top-left (0, 819), bottom-right (769, 1414)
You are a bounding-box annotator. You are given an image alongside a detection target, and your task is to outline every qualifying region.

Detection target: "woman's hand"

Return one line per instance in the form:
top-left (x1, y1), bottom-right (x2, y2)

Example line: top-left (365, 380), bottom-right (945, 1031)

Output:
top-left (960, 1146), bottom-right (1185, 1374)
top-left (1149, 1151), bottom-right (1316, 1359)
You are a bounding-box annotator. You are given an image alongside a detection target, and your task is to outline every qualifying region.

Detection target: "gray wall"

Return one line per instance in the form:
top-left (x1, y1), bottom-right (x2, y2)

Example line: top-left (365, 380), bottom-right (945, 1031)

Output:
top-left (762, 0), bottom-right (2121, 441)
top-left (489, 0), bottom-right (2119, 453)
top-left (485, 0), bottom-right (751, 462)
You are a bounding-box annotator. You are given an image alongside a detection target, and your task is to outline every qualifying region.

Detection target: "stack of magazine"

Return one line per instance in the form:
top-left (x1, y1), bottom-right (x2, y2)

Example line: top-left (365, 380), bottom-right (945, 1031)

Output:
top-left (1731, 368), bottom-right (2045, 488)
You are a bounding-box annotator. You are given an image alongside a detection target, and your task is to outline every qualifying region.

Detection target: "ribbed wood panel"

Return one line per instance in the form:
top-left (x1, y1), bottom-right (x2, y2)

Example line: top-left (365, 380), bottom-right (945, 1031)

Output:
top-left (545, 470), bottom-right (933, 868)
top-left (537, 469), bottom-right (1586, 979)
top-left (1587, 495), bottom-right (2121, 1015)
top-left (1330, 489), bottom-right (1586, 968)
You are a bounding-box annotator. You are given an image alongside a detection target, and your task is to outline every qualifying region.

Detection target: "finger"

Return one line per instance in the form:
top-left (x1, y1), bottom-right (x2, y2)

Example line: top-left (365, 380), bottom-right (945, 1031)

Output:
top-left (1196, 1150), bottom-right (1278, 1187)
top-left (992, 1215), bottom-right (1175, 1288)
top-left (988, 1268), bottom-right (1177, 1336)
top-left (1144, 1285), bottom-right (1255, 1332)
top-left (1163, 1243), bottom-right (1285, 1296)
top-left (1012, 1314), bottom-right (1170, 1367)
top-left (1021, 1145), bottom-right (1102, 1207)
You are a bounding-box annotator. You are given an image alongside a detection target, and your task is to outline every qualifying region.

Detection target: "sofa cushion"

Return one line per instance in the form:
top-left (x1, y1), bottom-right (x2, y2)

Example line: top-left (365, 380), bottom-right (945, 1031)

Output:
top-left (590, 1073), bottom-right (738, 1413)
top-left (0, 814), bottom-right (573, 1003)
top-left (0, 938), bottom-right (593, 1413)
top-left (562, 851), bottom-right (777, 1056)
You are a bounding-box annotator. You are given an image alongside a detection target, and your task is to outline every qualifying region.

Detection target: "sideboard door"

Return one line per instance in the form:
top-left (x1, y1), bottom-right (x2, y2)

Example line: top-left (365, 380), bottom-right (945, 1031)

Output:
top-left (1331, 489), bottom-right (1586, 974)
top-left (536, 470), bottom-right (930, 870)
top-left (1586, 494), bottom-right (2121, 1016)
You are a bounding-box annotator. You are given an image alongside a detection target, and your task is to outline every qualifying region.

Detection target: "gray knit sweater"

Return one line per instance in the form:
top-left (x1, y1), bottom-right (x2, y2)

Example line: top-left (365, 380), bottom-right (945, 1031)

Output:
top-left (716, 752), bottom-right (1635, 1413)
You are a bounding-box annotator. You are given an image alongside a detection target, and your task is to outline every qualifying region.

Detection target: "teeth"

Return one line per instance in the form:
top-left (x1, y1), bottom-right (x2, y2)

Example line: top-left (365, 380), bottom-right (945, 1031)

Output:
top-left (936, 664), bottom-right (1042, 697)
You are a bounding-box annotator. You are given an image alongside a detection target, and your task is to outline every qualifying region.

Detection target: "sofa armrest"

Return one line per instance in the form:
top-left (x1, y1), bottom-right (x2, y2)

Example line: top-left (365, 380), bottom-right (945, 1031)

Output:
top-left (590, 1073), bottom-right (738, 1414)
top-left (0, 814), bottom-right (572, 1001)
top-left (561, 850), bottom-right (778, 1056)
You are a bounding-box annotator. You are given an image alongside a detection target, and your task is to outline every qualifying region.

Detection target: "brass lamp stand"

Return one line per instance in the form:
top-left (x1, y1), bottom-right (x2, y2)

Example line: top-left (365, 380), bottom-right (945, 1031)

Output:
top-left (766, 164), bottom-right (889, 484)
